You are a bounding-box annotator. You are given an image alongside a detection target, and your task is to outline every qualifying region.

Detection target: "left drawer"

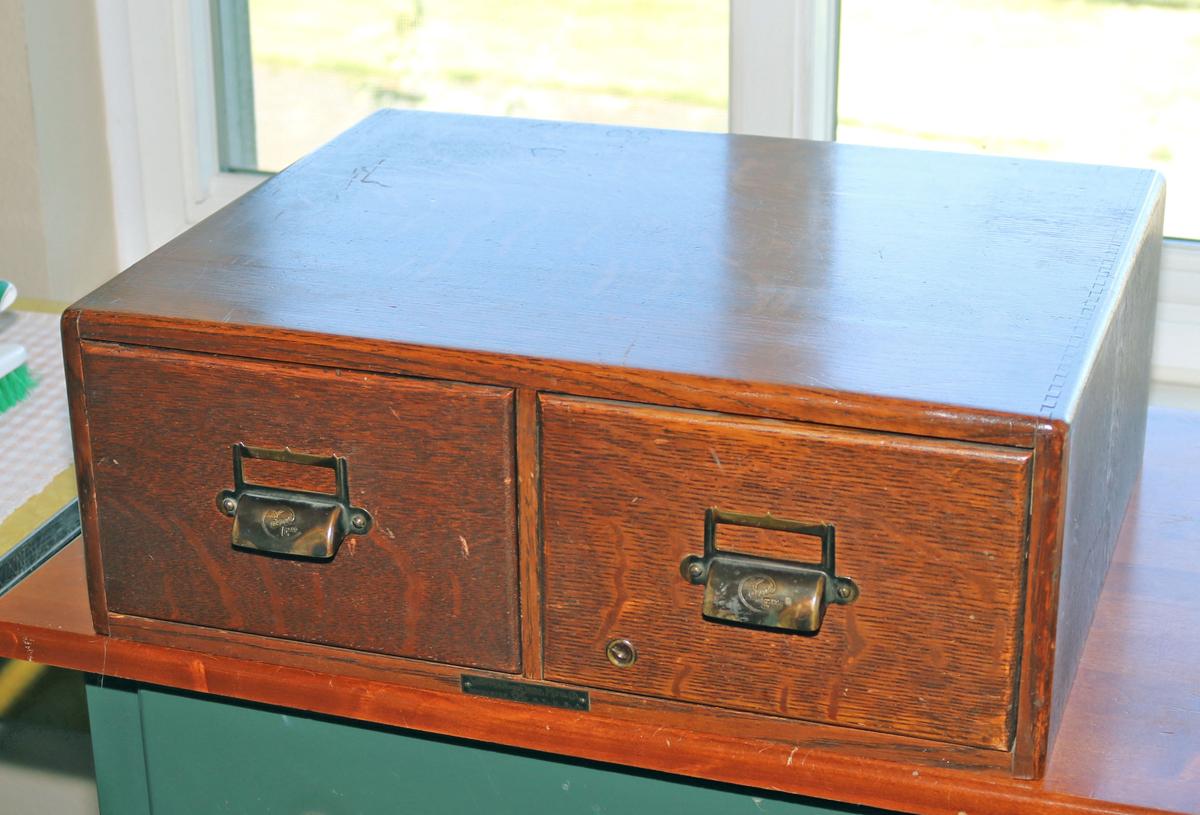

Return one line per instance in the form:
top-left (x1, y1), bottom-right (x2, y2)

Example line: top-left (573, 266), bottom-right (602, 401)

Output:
top-left (78, 342), bottom-right (520, 673)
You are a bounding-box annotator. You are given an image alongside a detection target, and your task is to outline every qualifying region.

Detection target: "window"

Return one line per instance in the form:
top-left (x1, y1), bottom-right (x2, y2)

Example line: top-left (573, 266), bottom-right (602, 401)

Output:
top-left (833, 0), bottom-right (1200, 404)
top-left (95, 0), bottom-right (1198, 404)
top-left (214, 0), bottom-right (729, 173)
top-left (838, 0), bottom-right (1200, 240)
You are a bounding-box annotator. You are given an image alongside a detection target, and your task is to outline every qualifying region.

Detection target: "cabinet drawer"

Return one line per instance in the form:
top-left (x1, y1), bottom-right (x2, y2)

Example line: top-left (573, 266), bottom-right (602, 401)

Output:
top-left (540, 396), bottom-right (1032, 749)
top-left (81, 343), bottom-right (519, 673)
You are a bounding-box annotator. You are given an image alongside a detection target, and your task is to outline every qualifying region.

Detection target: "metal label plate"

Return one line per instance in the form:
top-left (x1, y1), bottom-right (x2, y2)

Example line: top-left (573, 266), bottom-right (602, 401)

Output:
top-left (461, 675), bottom-right (590, 711)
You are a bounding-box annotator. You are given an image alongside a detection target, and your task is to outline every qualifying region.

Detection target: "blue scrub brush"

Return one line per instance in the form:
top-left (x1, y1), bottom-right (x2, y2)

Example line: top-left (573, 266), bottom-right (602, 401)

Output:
top-left (0, 281), bottom-right (34, 414)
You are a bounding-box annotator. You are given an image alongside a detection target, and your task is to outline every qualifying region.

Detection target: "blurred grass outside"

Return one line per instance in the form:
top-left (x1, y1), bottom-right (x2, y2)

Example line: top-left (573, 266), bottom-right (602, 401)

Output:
top-left (246, 0), bottom-right (729, 172)
top-left (245, 0), bottom-right (1197, 237)
top-left (838, 0), bottom-right (1200, 238)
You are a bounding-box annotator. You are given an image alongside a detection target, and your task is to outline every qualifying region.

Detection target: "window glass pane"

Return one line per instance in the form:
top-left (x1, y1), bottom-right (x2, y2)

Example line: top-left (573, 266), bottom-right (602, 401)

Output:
top-left (838, 0), bottom-right (1200, 239)
top-left (242, 0), bottom-right (728, 172)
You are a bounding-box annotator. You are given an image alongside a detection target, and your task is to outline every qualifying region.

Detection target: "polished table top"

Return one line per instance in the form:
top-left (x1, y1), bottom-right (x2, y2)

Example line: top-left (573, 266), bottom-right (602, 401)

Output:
top-left (0, 408), bottom-right (1197, 815)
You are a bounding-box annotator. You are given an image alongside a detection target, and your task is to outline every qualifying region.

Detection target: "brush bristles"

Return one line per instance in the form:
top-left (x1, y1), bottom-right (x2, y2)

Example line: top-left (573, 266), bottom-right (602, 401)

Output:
top-left (0, 363), bottom-right (35, 413)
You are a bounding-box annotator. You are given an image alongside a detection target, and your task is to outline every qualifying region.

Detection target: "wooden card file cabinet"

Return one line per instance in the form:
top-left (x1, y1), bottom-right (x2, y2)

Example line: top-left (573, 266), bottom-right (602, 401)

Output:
top-left (63, 111), bottom-right (1164, 783)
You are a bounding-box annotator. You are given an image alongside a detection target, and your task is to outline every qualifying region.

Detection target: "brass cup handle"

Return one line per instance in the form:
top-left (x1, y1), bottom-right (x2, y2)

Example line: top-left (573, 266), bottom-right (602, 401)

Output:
top-left (680, 509), bottom-right (858, 634)
top-left (216, 443), bottom-right (372, 560)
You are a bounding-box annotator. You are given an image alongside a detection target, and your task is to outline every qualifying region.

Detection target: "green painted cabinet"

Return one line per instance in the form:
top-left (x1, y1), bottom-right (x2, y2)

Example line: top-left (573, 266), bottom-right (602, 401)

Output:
top-left (86, 679), bottom-right (870, 815)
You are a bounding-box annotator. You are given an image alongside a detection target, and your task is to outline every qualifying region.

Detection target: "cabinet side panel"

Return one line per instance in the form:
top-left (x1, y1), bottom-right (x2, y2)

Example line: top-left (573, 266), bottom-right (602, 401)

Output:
top-left (61, 310), bottom-right (107, 634)
top-left (1048, 192), bottom-right (1164, 762)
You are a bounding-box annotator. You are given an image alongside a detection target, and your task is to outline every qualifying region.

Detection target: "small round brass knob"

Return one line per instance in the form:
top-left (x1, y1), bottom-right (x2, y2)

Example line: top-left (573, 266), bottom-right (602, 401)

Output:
top-left (605, 638), bottom-right (637, 668)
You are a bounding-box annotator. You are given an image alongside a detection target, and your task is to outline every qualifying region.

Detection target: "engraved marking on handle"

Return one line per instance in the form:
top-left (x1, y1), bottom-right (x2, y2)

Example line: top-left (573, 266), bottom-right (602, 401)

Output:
top-left (680, 508), bottom-right (858, 634)
top-left (262, 506), bottom-right (300, 539)
top-left (738, 574), bottom-right (783, 613)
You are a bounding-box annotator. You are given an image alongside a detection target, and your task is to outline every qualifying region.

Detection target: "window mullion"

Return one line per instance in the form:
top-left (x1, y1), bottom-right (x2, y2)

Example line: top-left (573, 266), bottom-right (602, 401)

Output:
top-left (729, 0), bottom-right (840, 140)
top-left (210, 0), bottom-right (257, 172)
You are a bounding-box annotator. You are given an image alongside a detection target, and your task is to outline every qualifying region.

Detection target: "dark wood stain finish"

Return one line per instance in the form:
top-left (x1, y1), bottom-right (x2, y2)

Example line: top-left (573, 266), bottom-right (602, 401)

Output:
top-left (540, 395), bottom-right (1031, 749)
top-left (1039, 196), bottom-right (1165, 775)
top-left (1011, 424), bottom-right (1065, 776)
top-left (97, 610), bottom-right (1011, 774)
top-left (67, 314), bottom-right (1047, 446)
top-left (61, 311), bottom-right (109, 634)
top-left (3, 409), bottom-right (1197, 814)
top-left (515, 388), bottom-right (545, 679)
top-left (71, 111), bottom-right (1161, 447)
top-left (58, 111), bottom-right (1167, 780)
top-left (80, 342), bottom-right (520, 672)
top-left (1012, 190), bottom-right (1165, 777)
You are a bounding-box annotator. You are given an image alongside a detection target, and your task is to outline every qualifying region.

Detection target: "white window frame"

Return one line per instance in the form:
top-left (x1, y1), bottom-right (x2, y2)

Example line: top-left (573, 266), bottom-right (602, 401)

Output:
top-left (729, 0), bottom-right (839, 140)
top-left (94, 0), bottom-right (263, 271)
top-left (1154, 240), bottom-right (1200, 398)
top-left (95, 0), bottom-right (1197, 399)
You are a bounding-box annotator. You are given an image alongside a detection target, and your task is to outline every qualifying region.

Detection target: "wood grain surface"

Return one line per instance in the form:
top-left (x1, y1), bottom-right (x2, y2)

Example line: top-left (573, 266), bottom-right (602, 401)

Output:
top-left (70, 312), bottom-right (1046, 447)
top-left (1037, 195), bottom-right (1164, 776)
top-left (540, 396), bottom-right (1032, 749)
top-left (1012, 423), bottom-right (1065, 777)
top-left (72, 110), bottom-right (1162, 434)
top-left (79, 342), bottom-right (520, 672)
top-left (60, 112), bottom-right (1167, 780)
top-left (97, 609), bottom-right (1009, 774)
top-left (62, 311), bottom-right (110, 634)
top-left (1, 408), bottom-right (1196, 815)
top-left (515, 388), bottom-right (545, 679)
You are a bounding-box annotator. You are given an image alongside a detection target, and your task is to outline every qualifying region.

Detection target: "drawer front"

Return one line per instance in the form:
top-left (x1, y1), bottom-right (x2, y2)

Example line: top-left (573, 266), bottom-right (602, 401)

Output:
top-left (82, 343), bottom-right (519, 672)
top-left (540, 396), bottom-right (1032, 748)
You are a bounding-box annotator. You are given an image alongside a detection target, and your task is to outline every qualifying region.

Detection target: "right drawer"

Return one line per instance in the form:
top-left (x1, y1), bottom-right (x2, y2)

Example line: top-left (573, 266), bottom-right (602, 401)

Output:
top-left (539, 395), bottom-right (1033, 750)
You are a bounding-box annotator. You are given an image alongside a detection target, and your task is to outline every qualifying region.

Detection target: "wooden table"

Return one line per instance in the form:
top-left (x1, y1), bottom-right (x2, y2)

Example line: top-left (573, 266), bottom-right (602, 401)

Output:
top-left (1, 408), bottom-right (1196, 815)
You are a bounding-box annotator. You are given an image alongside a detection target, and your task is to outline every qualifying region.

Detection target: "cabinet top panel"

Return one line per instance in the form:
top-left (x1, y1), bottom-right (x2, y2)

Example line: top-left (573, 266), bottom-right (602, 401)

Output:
top-left (75, 110), bottom-right (1163, 422)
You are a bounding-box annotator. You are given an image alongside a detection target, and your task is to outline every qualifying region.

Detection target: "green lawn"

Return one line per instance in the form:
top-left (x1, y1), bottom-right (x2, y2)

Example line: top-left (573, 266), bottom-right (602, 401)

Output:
top-left (246, 0), bottom-right (728, 172)
top-left (250, 0), bottom-right (728, 108)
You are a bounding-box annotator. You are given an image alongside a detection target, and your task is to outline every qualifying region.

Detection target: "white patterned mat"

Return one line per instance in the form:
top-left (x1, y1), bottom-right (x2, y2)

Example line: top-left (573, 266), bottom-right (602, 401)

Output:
top-left (0, 310), bottom-right (72, 524)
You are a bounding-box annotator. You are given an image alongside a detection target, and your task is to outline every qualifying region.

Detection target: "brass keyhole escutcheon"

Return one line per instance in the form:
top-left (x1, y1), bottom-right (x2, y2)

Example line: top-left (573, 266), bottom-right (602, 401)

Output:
top-left (606, 638), bottom-right (637, 668)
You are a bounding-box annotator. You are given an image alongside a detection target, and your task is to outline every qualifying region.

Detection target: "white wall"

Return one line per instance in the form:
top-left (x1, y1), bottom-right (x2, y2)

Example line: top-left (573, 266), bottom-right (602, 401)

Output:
top-left (0, 0), bottom-right (118, 303)
top-left (0, 0), bottom-right (52, 300)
